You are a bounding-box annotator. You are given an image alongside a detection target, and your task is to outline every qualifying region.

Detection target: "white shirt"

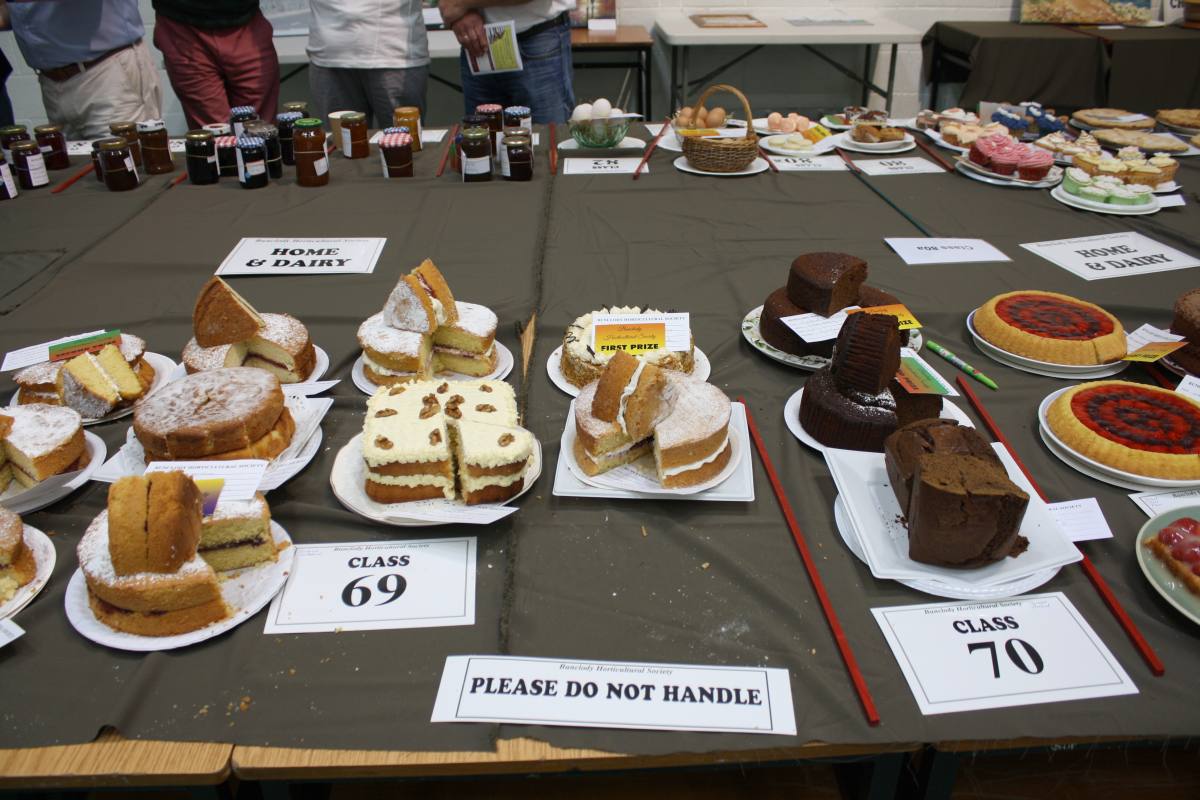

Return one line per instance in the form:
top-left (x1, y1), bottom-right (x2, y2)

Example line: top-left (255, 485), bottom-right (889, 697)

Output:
top-left (307, 0), bottom-right (430, 69)
top-left (483, 0), bottom-right (574, 35)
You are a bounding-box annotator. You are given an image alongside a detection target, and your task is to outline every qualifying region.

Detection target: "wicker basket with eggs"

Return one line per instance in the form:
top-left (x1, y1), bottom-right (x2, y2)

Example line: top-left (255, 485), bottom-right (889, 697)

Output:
top-left (674, 84), bottom-right (758, 173)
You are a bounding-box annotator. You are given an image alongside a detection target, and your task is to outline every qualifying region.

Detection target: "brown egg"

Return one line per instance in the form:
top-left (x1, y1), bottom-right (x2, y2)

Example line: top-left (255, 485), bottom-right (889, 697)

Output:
top-left (677, 106), bottom-right (694, 125)
top-left (696, 106), bottom-right (708, 126)
top-left (707, 108), bottom-right (727, 128)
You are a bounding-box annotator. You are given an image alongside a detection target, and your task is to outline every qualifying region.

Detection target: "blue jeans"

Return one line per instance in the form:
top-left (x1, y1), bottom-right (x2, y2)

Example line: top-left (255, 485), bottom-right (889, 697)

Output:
top-left (459, 15), bottom-right (575, 124)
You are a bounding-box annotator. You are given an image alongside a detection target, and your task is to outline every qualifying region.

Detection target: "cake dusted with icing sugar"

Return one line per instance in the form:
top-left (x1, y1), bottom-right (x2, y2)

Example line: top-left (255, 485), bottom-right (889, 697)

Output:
top-left (433, 302), bottom-right (499, 377)
top-left (200, 493), bottom-right (276, 571)
top-left (361, 379), bottom-right (531, 504)
top-left (183, 311), bottom-right (316, 383)
top-left (560, 306), bottom-right (695, 389)
top-left (55, 344), bottom-right (146, 419)
top-left (385, 259), bottom-right (459, 332)
top-left (358, 312), bottom-right (436, 384)
top-left (2, 403), bottom-right (87, 488)
top-left (15, 333), bottom-right (154, 407)
top-left (193, 277), bottom-right (265, 347)
top-left (0, 506), bottom-right (36, 603)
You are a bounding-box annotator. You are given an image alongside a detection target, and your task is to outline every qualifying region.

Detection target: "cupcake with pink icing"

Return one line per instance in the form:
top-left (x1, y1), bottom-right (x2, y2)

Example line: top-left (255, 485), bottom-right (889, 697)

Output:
top-left (990, 147), bottom-right (1021, 176)
top-left (1017, 147), bottom-right (1054, 181)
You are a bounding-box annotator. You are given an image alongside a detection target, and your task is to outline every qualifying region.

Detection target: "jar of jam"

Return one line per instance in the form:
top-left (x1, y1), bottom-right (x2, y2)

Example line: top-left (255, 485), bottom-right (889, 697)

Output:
top-left (392, 106), bottom-right (422, 152)
top-left (504, 105), bottom-right (532, 130)
top-left (340, 111), bottom-right (368, 158)
top-left (184, 129), bottom-right (219, 185)
top-left (10, 141), bottom-right (49, 190)
top-left (0, 149), bottom-right (17, 200)
top-left (282, 100), bottom-right (309, 116)
top-left (503, 135), bottom-right (533, 181)
top-left (230, 105), bottom-right (258, 137)
top-left (475, 103), bottom-right (503, 155)
top-left (328, 110), bottom-right (354, 152)
top-left (98, 138), bottom-right (139, 191)
top-left (498, 126), bottom-right (530, 175)
top-left (137, 119), bottom-right (174, 175)
top-left (293, 118), bottom-right (330, 187)
top-left (236, 136), bottom-right (268, 188)
top-left (460, 127), bottom-right (492, 182)
top-left (109, 121), bottom-right (141, 166)
top-left (245, 120), bottom-right (282, 178)
top-left (276, 111), bottom-right (302, 165)
top-left (33, 124), bottom-right (69, 170)
top-left (0, 124), bottom-right (30, 156)
top-left (379, 131), bottom-right (414, 178)
top-left (203, 122), bottom-right (231, 136)
top-left (90, 137), bottom-right (122, 182)
top-left (215, 135), bottom-right (239, 177)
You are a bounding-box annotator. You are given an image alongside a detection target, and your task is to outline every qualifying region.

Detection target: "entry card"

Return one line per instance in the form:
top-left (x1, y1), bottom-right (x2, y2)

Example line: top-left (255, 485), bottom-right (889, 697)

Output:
top-left (1122, 324), bottom-right (1186, 363)
top-left (432, 655), bottom-right (796, 735)
top-left (216, 237), bottom-right (386, 276)
top-left (0, 619), bottom-right (24, 648)
top-left (780, 306), bottom-right (859, 343)
top-left (1176, 374), bottom-right (1200, 403)
top-left (885, 237), bottom-right (1011, 265)
top-left (563, 157), bottom-right (644, 175)
top-left (855, 157), bottom-right (944, 176)
top-left (263, 537), bottom-right (476, 634)
top-left (144, 460), bottom-right (267, 503)
top-left (872, 593), bottom-right (1137, 715)
top-left (1130, 487), bottom-right (1200, 518)
top-left (282, 379), bottom-right (341, 397)
top-left (848, 303), bottom-right (922, 330)
top-left (2, 328), bottom-right (106, 372)
top-left (1045, 498), bottom-right (1113, 542)
top-left (770, 155), bottom-right (847, 171)
top-left (592, 312), bottom-right (689, 354)
top-left (1021, 232), bottom-right (1200, 281)
top-left (385, 503), bottom-right (518, 525)
top-left (896, 347), bottom-right (957, 396)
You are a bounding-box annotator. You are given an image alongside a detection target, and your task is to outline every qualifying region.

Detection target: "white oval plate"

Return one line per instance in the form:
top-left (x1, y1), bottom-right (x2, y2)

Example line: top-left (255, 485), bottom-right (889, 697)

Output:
top-left (965, 309), bottom-right (1129, 379)
top-left (784, 387), bottom-right (974, 454)
top-left (560, 403), bottom-right (743, 496)
top-left (656, 121), bottom-right (747, 153)
top-left (352, 342), bottom-right (514, 397)
top-left (834, 496), bottom-right (1058, 600)
top-left (546, 344), bottom-right (711, 397)
top-left (64, 520), bottom-right (294, 652)
top-left (557, 136), bottom-right (645, 151)
top-left (741, 305), bottom-right (924, 372)
top-left (1135, 507), bottom-right (1200, 627)
top-left (0, 525), bottom-right (55, 620)
top-left (758, 135), bottom-right (836, 157)
top-left (1050, 184), bottom-right (1160, 215)
top-left (329, 432), bottom-right (541, 527)
top-left (170, 345), bottom-right (330, 385)
top-left (11, 352), bottom-right (179, 427)
top-left (0, 431), bottom-right (106, 515)
top-left (954, 157), bottom-right (1062, 189)
top-left (819, 115), bottom-right (853, 131)
top-left (1153, 180), bottom-right (1181, 194)
top-left (753, 116), bottom-right (819, 135)
top-left (1158, 120), bottom-right (1200, 136)
top-left (831, 130), bottom-right (915, 153)
top-left (1037, 386), bottom-right (1200, 490)
top-left (922, 128), bottom-right (968, 154)
top-left (673, 156), bottom-right (769, 177)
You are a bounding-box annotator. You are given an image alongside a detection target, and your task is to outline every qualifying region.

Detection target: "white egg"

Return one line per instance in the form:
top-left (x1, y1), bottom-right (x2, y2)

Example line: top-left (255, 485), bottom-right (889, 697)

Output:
top-left (591, 98), bottom-right (612, 118)
top-left (571, 103), bottom-right (593, 122)
top-left (610, 108), bottom-right (624, 117)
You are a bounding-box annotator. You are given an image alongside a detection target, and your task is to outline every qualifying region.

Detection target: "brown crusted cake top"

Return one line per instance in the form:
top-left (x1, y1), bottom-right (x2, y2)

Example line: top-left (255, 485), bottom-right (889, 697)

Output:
top-left (193, 277), bottom-right (264, 347)
top-left (0, 412), bottom-right (12, 439)
top-left (786, 252), bottom-right (868, 315)
top-left (831, 312), bottom-right (901, 395)
top-left (885, 418), bottom-right (996, 469)
top-left (107, 472), bottom-right (202, 575)
top-left (413, 260), bottom-right (459, 325)
top-left (592, 350), bottom-right (640, 422)
top-left (133, 368), bottom-right (283, 453)
top-left (0, 506), bottom-right (23, 564)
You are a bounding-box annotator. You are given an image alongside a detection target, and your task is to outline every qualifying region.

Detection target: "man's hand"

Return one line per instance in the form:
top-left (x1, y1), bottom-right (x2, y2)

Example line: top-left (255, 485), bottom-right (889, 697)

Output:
top-left (451, 11), bottom-right (488, 59)
top-left (437, 0), bottom-right (470, 27)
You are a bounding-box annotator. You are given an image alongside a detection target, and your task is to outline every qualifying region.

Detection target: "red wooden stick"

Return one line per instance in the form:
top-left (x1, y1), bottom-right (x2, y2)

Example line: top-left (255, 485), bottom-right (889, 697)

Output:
top-left (738, 396), bottom-right (882, 726)
top-left (955, 375), bottom-right (1165, 677)
top-left (436, 124), bottom-right (458, 178)
top-left (1142, 362), bottom-right (1177, 390)
top-left (758, 147), bottom-right (779, 173)
top-left (834, 147), bottom-right (860, 173)
top-left (50, 163), bottom-right (95, 194)
top-left (632, 117), bottom-right (672, 181)
top-left (914, 136), bottom-right (954, 172)
top-left (169, 172), bottom-right (188, 187)
top-left (548, 123), bottom-right (558, 175)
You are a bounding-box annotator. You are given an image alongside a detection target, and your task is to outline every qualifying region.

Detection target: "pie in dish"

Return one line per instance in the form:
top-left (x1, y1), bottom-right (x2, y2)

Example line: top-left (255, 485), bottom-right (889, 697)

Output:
top-left (1144, 516), bottom-right (1200, 595)
top-left (1073, 108), bottom-right (1156, 130)
top-left (1091, 128), bottom-right (1188, 153)
top-left (974, 290), bottom-right (1126, 365)
top-left (1156, 109), bottom-right (1200, 130)
top-left (1047, 381), bottom-right (1200, 480)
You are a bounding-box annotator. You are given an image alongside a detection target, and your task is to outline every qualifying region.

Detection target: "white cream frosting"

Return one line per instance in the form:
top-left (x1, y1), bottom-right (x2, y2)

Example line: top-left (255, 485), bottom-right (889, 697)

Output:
top-left (616, 361), bottom-right (646, 437)
top-left (657, 433), bottom-right (729, 477)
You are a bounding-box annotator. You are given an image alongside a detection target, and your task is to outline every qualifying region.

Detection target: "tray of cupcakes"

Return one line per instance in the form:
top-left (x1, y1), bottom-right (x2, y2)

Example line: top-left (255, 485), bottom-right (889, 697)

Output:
top-left (956, 133), bottom-right (1060, 188)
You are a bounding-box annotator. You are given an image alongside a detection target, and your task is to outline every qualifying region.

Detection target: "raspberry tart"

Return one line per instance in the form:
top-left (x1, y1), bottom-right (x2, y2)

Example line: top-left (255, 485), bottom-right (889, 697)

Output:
top-left (1046, 381), bottom-right (1200, 480)
top-left (1144, 516), bottom-right (1200, 596)
top-left (974, 290), bottom-right (1127, 365)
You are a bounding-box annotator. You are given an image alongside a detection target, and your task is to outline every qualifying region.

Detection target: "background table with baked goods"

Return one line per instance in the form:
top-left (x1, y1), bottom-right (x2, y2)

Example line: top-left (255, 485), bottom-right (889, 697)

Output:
top-left (2, 129), bottom-right (1200, 793)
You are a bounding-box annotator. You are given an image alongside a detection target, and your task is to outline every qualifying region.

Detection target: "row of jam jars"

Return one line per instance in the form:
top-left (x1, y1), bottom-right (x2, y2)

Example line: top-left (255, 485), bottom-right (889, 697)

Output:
top-left (293, 118), bottom-right (330, 187)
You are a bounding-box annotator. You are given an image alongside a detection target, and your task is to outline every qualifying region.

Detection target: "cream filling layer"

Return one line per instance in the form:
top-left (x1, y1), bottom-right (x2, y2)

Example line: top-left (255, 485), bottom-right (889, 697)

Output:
top-left (617, 361), bottom-right (646, 437)
top-left (460, 466), bottom-right (527, 493)
top-left (434, 342), bottom-right (496, 359)
top-left (363, 352), bottom-right (424, 378)
top-left (657, 432), bottom-right (730, 477)
top-left (582, 437), bottom-right (647, 463)
top-left (365, 474), bottom-right (455, 489)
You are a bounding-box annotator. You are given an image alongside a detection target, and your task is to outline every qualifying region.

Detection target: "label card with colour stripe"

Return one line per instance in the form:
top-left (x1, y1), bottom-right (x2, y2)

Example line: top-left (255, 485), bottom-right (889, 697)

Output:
top-left (144, 460), bottom-right (267, 502)
top-left (592, 312), bottom-right (689, 354)
top-left (1122, 323), bottom-right (1186, 362)
top-left (896, 348), bottom-right (957, 396)
top-left (2, 329), bottom-right (106, 372)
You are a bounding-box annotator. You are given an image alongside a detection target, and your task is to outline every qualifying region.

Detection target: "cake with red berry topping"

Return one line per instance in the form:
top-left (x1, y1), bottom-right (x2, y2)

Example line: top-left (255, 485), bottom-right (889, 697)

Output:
top-left (1145, 516), bottom-right (1200, 595)
top-left (974, 290), bottom-right (1127, 365)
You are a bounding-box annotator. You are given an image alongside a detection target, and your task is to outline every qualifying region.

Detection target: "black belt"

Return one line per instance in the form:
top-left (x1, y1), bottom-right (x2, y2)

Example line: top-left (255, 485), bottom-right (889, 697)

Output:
top-left (519, 11), bottom-right (568, 39)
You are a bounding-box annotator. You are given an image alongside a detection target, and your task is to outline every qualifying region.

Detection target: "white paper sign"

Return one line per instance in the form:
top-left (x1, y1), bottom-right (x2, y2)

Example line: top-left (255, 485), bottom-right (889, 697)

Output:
top-left (780, 306), bottom-right (859, 343)
top-left (563, 157), bottom-right (644, 175)
top-left (282, 379), bottom-right (340, 397)
top-left (422, 129), bottom-right (448, 144)
top-left (432, 655), bottom-right (796, 735)
top-left (263, 537), bottom-right (476, 634)
top-left (1, 328), bottom-right (106, 372)
top-left (1159, 194), bottom-right (1186, 208)
top-left (899, 347), bottom-right (959, 396)
top-left (872, 593), bottom-right (1137, 715)
top-left (885, 238), bottom-right (1011, 265)
top-left (216, 238), bottom-right (385, 276)
top-left (144, 460), bottom-right (268, 502)
top-left (0, 619), bottom-right (24, 648)
top-left (855, 157), bottom-right (945, 176)
top-left (1130, 487), bottom-right (1200, 517)
top-left (590, 311), bottom-right (690, 351)
top-left (1126, 323), bottom-right (1185, 353)
top-left (1046, 498), bottom-right (1113, 542)
top-left (1175, 374), bottom-right (1200, 402)
top-left (387, 503), bottom-right (518, 525)
top-left (770, 155), bottom-right (847, 172)
top-left (1021, 233), bottom-right (1200, 281)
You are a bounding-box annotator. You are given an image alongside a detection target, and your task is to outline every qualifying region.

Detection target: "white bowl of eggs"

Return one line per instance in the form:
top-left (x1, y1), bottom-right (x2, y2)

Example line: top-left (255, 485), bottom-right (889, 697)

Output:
top-left (569, 98), bottom-right (631, 148)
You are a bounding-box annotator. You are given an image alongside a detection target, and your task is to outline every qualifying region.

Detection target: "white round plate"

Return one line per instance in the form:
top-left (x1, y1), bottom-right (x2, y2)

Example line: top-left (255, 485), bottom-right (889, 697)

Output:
top-left (656, 121), bottom-right (746, 153)
top-left (560, 405), bottom-right (742, 496)
top-left (546, 344), bottom-right (711, 397)
top-left (1158, 120), bottom-right (1200, 136)
top-left (0, 525), bottom-right (55, 620)
top-left (11, 352), bottom-right (179, 427)
top-left (673, 156), bottom-right (769, 177)
top-left (352, 342), bottom-right (514, 396)
top-left (954, 157), bottom-right (1062, 189)
top-left (753, 117), bottom-right (821, 135)
top-left (833, 496), bottom-right (1058, 600)
top-left (64, 520), bottom-right (294, 652)
top-left (965, 309), bottom-right (1129, 379)
top-left (557, 136), bottom-right (646, 151)
top-left (922, 128), bottom-right (968, 154)
top-left (1050, 184), bottom-right (1160, 215)
top-left (169, 345), bottom-right (330, 385)
top-left (831, 131), bottom-right (915, 153)
top-left (758, 134), bottom-right (835, 157)
top-left (1152, 181), bottom-right (1181, 194)
top-left (1160, 354), bottom-right (1192, 379)
top-left (1037, 386), bottom-right (1200, 489)
top-left (0, 431), bottom-right (106, 515)
top-left (819, 115), bottom-right (852, 131)
top-left (1037, 423), bottom-right (1153, 491)
top-left (740, 305), bottom-right (923, 372)
top-left (1135, 507), bottom-right (1200, 626)
top-left (329, 432), bottom-right (541, 527)
top-left (784, 387), bottom-right (973, 454)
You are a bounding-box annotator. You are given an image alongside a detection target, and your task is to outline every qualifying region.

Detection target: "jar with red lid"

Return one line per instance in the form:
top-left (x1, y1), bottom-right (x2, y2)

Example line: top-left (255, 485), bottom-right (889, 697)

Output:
top-left (475, 104), bottom-right (503, 156)
top-left (137, 119), bottom-right (174, 174)
top-left (293, 118), bottom-right (330, 187)
top-left (98, 139), bottom-right (139, 191)
top-left (33, 124), bottom-right (69, 169)
top-left (109, 121), bottom-right (141, 166)
top-left (215, 135), bottom-right (239, 177)
top-left (10, 141), bottom-right (49, 189)
top-left (379, 130), bottom-right (413, 178)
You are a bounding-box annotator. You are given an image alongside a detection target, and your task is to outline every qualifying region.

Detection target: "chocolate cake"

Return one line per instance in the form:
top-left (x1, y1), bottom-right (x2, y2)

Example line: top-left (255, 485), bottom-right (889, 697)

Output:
top-left (1170, 288), bottom-right (1200, 375)
top-left (883, 419), bottom-right (996, 512)
top-left (786, 252), bottom-right (867, 315)
top-left (799, 367), bottom-right (899, 451)
top-left (758, 287), bottom-right (818, 357)
top-left (831, 313), bottom-right (901, 394)
top-left (891, 380), bottom-right (942, 428)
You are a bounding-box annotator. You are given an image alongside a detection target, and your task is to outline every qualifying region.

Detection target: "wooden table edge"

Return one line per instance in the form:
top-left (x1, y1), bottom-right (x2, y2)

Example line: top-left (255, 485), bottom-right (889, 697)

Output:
top-left (934, 734), bottom-right (1171, 754)
top-left (232, 738), bottom-right (919, 780)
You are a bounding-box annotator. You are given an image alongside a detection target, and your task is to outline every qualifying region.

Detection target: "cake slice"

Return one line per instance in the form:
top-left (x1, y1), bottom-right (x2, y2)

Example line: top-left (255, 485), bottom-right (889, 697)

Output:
top-left (182, 339), bottom-right (249, 373)
top-left (244, 312), bottom-right (317, 383)
top-left (3, 404), bottom-right (86, 488)
top-left (384, 274), bottom-right (441, 333)
top-left (107, 472), bottom-right (203, 575)
top-left (193, 277), bottom-right (264, 347)
top-left (412, 259), bottom-right (459, 325)
top-left (358, 312), bottom-right (434, 385)
top-left (452, 419), bottom-right (533, 504)
top-left (884, 418), bottom-right (998, 513)
top-left (433, 302), bottom-right (498, 376)
top-left (786, 252), bottom-right (867, 315)
top-left (93, 343), bottom-right (145, 402)
top-left (200, 494), bottom-right (276, 571)
top-left (57, 352), bottom-right (120, 418)
top-left (652, 372), bottom-right (732, 489)
top-left (362, 394), bottom-right (455, 502)
top-left (831, 312), bottom-right (901, 395)
top-left (0, 507), bottom-right (35, 603)
top-left (573, 380), bottom-right (653, 476)
top-left (591, 350), bottom-right (666, 442)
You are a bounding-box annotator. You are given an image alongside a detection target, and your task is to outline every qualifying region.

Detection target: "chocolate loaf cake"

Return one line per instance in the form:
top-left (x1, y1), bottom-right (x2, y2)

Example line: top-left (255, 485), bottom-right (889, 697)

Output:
top-left (799, 367), bottom-right (899, 451)
top-left (831, 313), bottom-right (901, 394)
top-left (786, 253), bottom-right (867, 315)
top-left (758, 287), bottom-right (819, 357)
top-left (884, 418), bottom-right (996, 511)
top-left (1170, 288), bottom-right (1200, 375)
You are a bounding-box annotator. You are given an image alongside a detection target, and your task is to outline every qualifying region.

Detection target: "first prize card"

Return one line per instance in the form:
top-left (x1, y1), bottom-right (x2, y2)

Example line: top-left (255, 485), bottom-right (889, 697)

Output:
top-left (591, 312), bottom-right (690, 356)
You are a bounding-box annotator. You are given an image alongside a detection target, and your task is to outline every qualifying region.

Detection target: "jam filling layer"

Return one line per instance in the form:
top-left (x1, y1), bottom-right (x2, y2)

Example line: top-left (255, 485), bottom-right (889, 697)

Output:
top-left (997, 295), bottom-right (1113, 341)
top-left (1072, 386), bottom-right (1200, 454)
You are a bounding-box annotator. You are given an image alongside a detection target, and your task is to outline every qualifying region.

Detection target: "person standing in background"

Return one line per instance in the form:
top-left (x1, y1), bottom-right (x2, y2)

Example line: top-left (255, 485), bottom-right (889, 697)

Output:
top-left (307, 0), bottom-right (429, 129)
top-left (152, 0), bottom-right (280, 128)
top-left (437, 0), bottom-right (575, 123)
top-left (1, 0), bottom-right (162, 139)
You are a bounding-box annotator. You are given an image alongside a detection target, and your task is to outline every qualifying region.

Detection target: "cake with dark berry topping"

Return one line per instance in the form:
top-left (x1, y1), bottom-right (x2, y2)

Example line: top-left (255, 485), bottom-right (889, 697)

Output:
top-left (974, 290), bottom-right (1126, 365)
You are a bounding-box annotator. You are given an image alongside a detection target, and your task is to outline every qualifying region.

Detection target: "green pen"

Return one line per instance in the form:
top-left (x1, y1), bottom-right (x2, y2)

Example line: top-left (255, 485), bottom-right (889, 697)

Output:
top-left (925, 339), bottom-right (998, 391)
